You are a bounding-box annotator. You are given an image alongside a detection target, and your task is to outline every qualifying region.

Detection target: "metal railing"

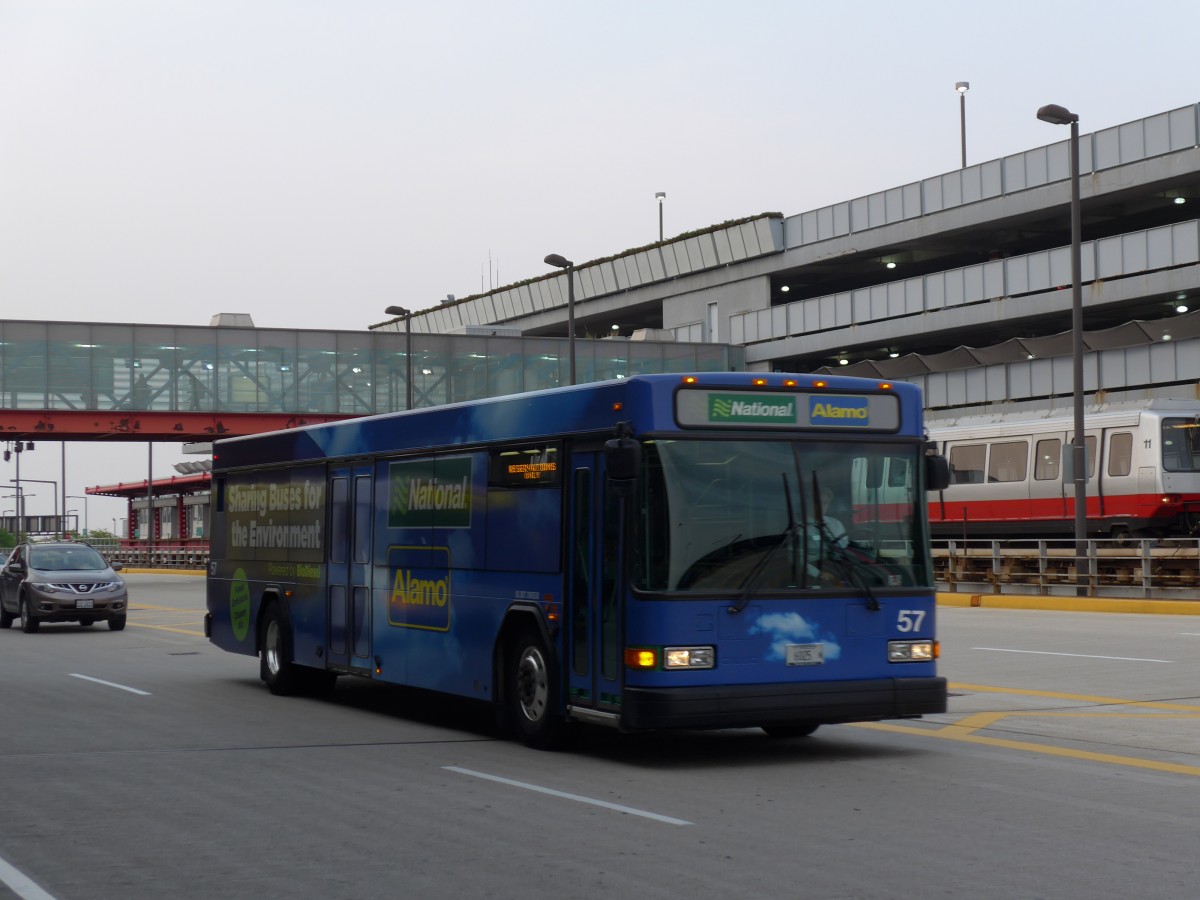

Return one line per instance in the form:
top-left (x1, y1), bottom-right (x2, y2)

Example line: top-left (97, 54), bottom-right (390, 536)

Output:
top-left (91, 541), bottom-right (210, 571)
top-left (934, 538), bottom-right (1200, 599)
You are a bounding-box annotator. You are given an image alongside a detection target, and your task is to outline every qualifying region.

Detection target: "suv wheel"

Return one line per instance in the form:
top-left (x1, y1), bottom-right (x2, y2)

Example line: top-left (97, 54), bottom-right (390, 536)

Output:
top-left (0, 604), bottom-right (14, 629)
top-left (20, 596), bottom-right (40, 634)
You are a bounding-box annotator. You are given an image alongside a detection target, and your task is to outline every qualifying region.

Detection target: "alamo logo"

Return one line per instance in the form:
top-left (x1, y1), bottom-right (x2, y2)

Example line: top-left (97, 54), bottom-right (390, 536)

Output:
top-left (809, 396), bottom-right (871, 426)
top-left (388, 457), bottom-right (473, 528)
top-left (387, 546), bottom-right (452, 632)
top-left (708, 393), bottom-right (797, 424)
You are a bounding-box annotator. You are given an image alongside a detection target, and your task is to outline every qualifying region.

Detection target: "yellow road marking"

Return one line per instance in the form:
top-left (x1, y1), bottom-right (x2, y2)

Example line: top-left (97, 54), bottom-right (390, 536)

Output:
top-left (850, 681), bottom-right (1200, 777)
top-left (853, 720), bottom-right (1200, 777)
top-left (950, 681), bottom-right (1200, 712)
top-left (128, 622), bottom-right (205, 637)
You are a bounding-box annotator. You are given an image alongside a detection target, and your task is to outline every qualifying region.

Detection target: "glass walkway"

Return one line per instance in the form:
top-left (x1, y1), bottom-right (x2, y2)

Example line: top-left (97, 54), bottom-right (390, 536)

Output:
top-left (0, 318), bottom-right (742, 426)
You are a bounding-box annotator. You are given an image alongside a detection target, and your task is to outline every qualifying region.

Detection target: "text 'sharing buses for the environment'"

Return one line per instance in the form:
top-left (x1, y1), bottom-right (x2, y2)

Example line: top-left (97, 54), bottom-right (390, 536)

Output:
top-left (204, 373), bottom-right (951, 748)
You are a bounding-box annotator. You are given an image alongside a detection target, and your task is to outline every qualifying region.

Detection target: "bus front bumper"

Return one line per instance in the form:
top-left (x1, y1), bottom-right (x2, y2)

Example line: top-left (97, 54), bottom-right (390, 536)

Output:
top-left (619, 676), bottom-right (947, 732)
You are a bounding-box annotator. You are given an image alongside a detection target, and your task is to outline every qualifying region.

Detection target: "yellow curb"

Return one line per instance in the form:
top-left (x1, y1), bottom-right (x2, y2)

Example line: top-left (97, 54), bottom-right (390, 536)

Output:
top-left (121, 568), bottom-right (206, 576)
top-left (938, 592), bottom-right (1200, 615)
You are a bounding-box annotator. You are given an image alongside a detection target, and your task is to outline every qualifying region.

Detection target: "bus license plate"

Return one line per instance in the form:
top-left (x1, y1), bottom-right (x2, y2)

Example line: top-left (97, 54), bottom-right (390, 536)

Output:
top-left (76, 599), bottom-right (93, 609)
top-left (786, 643), bottom-right (824, 665)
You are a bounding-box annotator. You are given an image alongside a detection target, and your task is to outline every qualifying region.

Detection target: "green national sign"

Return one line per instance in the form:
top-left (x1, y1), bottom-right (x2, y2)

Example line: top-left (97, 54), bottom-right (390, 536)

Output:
top-left (388, 457), bottom-right (473, 528)
top-left (707, 393), bottom-right (798, 424)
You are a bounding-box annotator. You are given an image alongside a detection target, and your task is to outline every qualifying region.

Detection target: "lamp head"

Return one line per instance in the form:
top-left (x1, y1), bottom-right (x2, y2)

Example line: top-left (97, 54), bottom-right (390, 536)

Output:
top-left (955, 81), bottom-right (969, 94)
top-left (1037, 103), bottom-right (1078, 125)
top-left (384, 305), bottom-right (409, 317)
top-left (544, 253), bottom-right (573, 269)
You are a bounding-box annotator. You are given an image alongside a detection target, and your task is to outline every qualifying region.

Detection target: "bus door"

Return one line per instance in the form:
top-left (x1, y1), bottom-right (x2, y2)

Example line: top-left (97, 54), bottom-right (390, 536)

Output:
top-left (326, 463), bottom-right (374, 673)
top-left (565, 452), bottom-right (624, 716)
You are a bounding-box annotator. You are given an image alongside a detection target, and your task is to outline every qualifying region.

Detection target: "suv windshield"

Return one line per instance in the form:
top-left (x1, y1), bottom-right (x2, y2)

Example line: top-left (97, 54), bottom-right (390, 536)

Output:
top-left (28, 546), bottom-right (109, 572)
top-left (630, 438), bottom-right (931, 594)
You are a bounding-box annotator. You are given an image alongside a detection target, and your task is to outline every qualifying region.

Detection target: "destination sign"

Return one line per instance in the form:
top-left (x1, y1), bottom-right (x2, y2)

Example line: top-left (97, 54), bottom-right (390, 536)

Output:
top-left (676, 389), bottom-right (900, 431)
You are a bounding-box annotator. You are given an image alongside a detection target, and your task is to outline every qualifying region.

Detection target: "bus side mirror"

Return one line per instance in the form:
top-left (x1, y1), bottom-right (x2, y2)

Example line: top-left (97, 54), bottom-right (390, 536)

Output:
top-left (605, 432), bottom-right (641, 495)
top-left (926, 454), bottom-right (950, 492)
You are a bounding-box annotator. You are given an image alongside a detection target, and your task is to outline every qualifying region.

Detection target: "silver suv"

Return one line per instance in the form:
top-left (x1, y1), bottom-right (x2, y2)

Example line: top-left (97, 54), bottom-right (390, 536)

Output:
top-left (0, 541), bottom-right (128, 633)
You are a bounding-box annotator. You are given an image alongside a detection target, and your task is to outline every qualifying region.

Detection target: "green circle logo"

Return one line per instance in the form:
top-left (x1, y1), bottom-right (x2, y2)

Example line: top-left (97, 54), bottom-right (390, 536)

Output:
top-left (230, 568), bottom-right (251, 642)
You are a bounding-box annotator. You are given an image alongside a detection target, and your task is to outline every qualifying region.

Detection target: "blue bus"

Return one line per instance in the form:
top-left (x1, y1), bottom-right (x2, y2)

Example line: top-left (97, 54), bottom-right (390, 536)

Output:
top-left (204, 372), bottom-right (951, 748)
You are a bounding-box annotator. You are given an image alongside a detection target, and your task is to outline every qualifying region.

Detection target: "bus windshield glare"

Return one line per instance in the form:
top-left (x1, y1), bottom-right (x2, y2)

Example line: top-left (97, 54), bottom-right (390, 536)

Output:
top-left (632, 438), bottom-right (929, 593)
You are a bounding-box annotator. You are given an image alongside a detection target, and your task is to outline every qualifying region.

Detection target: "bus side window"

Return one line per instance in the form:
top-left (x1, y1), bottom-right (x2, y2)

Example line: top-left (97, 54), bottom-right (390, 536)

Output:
top-left (1107, 432), bottom-right (1132, 477)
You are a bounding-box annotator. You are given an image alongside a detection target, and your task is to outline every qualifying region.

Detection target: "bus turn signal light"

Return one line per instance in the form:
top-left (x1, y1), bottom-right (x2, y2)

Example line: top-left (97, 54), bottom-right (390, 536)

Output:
top-left (625, 648), bottom-right (658, 669)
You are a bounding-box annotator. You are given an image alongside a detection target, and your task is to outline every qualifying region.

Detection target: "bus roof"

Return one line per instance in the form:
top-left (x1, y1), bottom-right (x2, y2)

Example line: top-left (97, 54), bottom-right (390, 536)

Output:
top-left (211, 372), bottom-right (926, 471)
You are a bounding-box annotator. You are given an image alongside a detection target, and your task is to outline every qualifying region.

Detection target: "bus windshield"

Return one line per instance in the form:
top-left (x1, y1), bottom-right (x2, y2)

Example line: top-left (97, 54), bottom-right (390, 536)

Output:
top-left (631, 438), bottom-right (929, 594)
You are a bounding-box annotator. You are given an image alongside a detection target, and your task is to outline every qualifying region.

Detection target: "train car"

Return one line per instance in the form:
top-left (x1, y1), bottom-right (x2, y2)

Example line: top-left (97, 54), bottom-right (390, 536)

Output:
top-left (926, 400), bottom-right (1200, 539)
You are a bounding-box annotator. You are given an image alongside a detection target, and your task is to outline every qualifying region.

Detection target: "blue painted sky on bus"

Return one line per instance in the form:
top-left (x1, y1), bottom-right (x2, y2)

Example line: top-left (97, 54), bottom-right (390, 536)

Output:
top-left (1, 0), bottom-right (1198, 520)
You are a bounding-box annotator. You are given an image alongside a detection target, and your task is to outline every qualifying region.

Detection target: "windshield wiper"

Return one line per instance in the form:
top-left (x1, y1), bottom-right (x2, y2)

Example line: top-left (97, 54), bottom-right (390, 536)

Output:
top-left (729, 474), bottom-right (801, 615)
top-left (810, 471), bottom-right (880, 611)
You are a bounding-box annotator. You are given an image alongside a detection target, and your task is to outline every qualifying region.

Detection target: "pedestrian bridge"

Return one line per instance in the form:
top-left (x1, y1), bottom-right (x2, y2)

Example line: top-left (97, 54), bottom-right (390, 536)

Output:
top-left (0, 318), bottom-right (741, 441)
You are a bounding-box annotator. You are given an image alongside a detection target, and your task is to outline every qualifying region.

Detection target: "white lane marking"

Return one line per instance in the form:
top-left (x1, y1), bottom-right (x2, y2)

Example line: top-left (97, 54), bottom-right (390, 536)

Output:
top-left (0, 853), bottom-right (57, 900)
top-left (444, 766), bottom-right (693, 826)
top-left (69, 674), bottom-right (151, 695)
top-left (972, 647), bottom-right (1172, 663)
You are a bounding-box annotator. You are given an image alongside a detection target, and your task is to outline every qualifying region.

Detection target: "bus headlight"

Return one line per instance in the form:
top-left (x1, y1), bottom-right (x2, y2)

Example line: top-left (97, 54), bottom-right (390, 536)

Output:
top-left (888, 640), bottom-right (936, 662)
top-left (663, 646), bottom-right (715, 669)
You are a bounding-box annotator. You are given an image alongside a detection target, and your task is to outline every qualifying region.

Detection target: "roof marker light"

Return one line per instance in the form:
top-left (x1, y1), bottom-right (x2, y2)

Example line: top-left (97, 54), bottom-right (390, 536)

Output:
top-left (752, 378), bottom-right (768, 387)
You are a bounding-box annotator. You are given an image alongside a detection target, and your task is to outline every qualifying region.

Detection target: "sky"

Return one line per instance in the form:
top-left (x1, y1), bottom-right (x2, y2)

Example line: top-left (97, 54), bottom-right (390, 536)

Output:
top-left (2, 0), bottom-right (1199, 529)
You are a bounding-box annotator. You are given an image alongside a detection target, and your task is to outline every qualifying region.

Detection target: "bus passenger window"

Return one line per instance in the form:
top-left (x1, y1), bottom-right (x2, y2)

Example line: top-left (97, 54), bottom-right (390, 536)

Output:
top-left (1108, 432), bottom-right (1132, 477)
top-left (1034, 439), bottom-right (1061, 480)
top-left (948, 444), bottom-right (985, 485)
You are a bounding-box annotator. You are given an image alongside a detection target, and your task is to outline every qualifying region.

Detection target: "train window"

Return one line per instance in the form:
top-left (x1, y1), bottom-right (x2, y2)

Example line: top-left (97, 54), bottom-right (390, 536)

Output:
top-left (1034, 439), bottom-right (1061, 480)
top-left (1162, 418), bottom-right (1200, 472)
top-left (887, 457), bottom-right (911, 488)
top-left (987, 441), bottom-right (1028, 483)
top-left (948, 444), bottom-right (985, 484)
top-left (1108, 432), bottom-right (1133, 477)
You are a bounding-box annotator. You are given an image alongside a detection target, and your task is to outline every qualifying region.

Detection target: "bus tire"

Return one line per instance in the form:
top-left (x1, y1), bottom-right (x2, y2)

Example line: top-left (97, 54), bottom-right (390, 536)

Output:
top-left (260, 603), bottom-right (305, 696)
top-left (507, 628), bottom-right (567, 750)
top-left (762, 723), bottom-right (820, 738)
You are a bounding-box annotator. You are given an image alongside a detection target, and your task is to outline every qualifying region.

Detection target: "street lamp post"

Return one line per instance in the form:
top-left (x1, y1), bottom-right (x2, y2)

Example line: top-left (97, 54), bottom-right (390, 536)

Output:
top-left (1037, 102), bottom-right (1088, 595)
top-left (655, 191), bottom-right (666, 241)
top-left (384, 306), bottom-right (414, 410)
top-left (13, 478), bottom-right (57, 526)
top-left (956, 82), bottom-right (969, 168)
top-left (543, 254), bottom-right (576, 385)
top-left (67, 494), bottom-right (89, 535)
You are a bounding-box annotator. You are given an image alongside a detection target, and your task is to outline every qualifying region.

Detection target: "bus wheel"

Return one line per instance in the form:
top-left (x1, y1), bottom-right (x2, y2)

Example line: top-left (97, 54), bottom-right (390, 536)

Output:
top-left (508, 629), bottom-right (567, 750)
top-left (762, 723), bottom-right (820, 738)
top-left (260, 605), bottom-right (303, 696)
